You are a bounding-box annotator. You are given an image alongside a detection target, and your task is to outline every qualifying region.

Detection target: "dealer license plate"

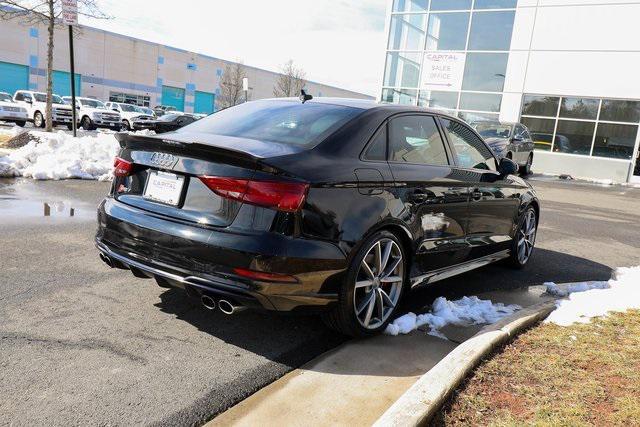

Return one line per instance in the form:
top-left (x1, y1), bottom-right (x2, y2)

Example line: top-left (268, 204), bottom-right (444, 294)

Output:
top-left (144, 171), bottom-right (185, 206)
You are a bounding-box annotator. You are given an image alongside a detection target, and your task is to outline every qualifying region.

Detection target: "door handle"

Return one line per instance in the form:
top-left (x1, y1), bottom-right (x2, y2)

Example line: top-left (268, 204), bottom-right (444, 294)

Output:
top-left (471, 189), bottom-right (483, 200)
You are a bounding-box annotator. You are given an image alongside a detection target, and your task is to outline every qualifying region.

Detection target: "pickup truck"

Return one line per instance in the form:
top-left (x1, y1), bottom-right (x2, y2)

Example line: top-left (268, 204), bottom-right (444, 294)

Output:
top-left (13, 90), bottom-right (73, 129)
top-left (105, 102), bottom-right (153, 131)
top-left (62, 96), bottom-right (122, 130)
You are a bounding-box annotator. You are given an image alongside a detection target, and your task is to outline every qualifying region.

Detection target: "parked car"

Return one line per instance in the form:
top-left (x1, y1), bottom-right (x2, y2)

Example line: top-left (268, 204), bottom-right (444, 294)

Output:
top-left (13, 90), bottom-right (73, 129)
top-left (105, 102), bottom-right (153, 131)
top-left (138, 106), bottom-right (156, 119)
top-left (96, 98), bottom-right (539, 337)
top-left (132, 113), bottom-right (199, 133)
top-left (472, 121), bottom-right (535, 175)
top-left (62, 96), bottom-right (122, 130)
top-left (0, 91), bottom-right (28, 127)
top-left (153, 105), bottom-right (179, 117)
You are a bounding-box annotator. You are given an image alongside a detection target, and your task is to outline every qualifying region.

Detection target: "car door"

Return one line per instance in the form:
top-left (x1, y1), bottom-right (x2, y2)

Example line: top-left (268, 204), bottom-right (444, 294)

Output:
top-left (439, 117), bottom-right (521, 261)
top-left (385, 114), bottom-right (470, 280)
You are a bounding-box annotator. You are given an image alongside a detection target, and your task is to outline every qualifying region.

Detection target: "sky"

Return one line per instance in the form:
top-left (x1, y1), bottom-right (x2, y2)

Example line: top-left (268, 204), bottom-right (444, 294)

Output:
top-left (81, 0), bottom-right (388, 96)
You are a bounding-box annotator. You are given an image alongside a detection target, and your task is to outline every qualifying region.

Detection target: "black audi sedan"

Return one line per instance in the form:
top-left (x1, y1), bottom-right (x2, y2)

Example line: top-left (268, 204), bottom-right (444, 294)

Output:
top-left (96, 98), bottom-right (539, 337)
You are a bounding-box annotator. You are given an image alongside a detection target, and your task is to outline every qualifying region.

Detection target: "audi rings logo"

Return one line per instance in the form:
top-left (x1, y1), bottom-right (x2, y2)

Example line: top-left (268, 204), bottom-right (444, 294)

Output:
top-left (149, 152), bottom-right (177, 168)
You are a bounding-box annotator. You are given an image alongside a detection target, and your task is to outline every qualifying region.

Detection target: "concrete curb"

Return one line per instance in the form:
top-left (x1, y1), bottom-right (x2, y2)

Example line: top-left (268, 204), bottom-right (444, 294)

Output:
top-left (373, 300), bottom-right (557, 427)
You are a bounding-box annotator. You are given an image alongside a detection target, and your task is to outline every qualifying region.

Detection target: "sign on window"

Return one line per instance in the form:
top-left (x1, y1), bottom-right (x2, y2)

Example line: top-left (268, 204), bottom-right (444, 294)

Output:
top-left (421, 53), bottom-right (466, 92)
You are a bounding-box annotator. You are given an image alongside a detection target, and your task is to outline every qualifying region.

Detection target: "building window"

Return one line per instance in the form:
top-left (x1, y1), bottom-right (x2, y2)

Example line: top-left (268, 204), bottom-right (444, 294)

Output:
top-left (389, 14), bottom-right (427, 51)
top-left (462, 53), bottom-right (508, 92)
top-left (459, 92), bottom-right (502, 112)
top-left (392, 0), bottom-right (428, 13)
top-left (559, 97), bottom-right (599, 120)
top-left (430, 0), bottom-right (472, 11)
top-left (109, 92), bottom-right (151, 107)
top-left (474, 0), bottom-right (517, 9)
top-left (520, 94), bottom-right (640, 160)
top-left (426, 12), bottom-right (470, 51)
top-left (468, 11), bottom-right (515, 51)
top-left (418, 90), bottom-right (458, 109)
top-left (384, 52), bottom-right (422, 88)
top-left (381, 88), bottom-right (418, 105)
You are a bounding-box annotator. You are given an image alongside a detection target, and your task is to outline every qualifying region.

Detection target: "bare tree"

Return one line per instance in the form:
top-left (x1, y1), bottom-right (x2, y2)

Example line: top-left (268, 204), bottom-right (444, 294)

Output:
top-left (273, 60), bottom-right (306, 98)
top-left (0, 1), bottom-right (109, 132)
top-left (216, 61), bottom-right (247, 110)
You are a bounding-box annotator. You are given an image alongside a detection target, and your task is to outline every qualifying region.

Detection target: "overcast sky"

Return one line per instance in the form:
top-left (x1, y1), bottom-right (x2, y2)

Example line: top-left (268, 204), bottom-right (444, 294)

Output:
top-left (82, 0), bottom-right (388, 96)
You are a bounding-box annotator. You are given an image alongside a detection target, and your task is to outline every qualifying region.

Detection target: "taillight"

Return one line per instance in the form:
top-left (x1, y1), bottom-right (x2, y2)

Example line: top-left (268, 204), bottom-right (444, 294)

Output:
top-left (233, 268), bottom-right (298, 283)
top-left (199, 176), bottom-right (309, 212)
top-left (113, 157), bottom-right (133, 177)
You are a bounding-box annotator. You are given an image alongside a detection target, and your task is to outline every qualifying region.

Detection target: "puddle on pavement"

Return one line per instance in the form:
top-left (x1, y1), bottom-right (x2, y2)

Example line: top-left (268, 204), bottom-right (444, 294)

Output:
top-left (0, 197), bottom-right (94, 221)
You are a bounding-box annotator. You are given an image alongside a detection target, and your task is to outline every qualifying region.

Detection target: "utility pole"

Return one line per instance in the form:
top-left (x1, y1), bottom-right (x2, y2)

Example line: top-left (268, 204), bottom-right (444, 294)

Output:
top-left (62, 0), bottom-right (78, 136)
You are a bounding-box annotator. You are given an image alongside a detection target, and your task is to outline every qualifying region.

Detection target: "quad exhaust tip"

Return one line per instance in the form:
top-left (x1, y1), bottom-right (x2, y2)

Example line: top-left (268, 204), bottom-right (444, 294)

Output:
top-left (201, 295), bottom-right (217, 310)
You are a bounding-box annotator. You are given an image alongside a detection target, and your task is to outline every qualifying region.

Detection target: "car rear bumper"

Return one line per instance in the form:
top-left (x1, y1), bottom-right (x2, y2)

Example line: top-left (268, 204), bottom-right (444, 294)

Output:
top-left (95, 197), bottom-right (345, 312)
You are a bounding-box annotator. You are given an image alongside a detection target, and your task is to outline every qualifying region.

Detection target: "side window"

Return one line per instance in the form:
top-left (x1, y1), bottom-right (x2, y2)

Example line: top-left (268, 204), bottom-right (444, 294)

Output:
top-left (15, 92), bottom-right (23, 101)
top-left (441, 118), bottom-right (497, 171)
top-left (388, 115), bottom-right (449, 166)
top-left (363, 126), bottom-right (387, 161)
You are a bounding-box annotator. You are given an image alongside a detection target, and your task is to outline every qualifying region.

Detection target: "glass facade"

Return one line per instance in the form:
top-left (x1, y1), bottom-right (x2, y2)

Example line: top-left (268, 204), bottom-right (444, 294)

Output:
top-left (384, 0), bottom-right (517, 122)
top-left (520, 94), bottom-right (640, 160)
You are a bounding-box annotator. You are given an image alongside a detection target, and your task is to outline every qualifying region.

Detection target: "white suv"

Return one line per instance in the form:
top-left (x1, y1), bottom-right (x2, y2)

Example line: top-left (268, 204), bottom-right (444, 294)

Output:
top-left (13, 90), bottom-right (73, 129)
top-left (0, 92), bottom-right (28, 127)
top-left (105, 102), bottom-right (153, 131)
top-left (62, 96), bottom-right (122, 130)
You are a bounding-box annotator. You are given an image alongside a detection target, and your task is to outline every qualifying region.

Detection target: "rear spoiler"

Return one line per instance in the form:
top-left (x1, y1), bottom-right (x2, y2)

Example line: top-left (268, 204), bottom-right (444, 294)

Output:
top-left (114, 132), bottom-right (264, 170)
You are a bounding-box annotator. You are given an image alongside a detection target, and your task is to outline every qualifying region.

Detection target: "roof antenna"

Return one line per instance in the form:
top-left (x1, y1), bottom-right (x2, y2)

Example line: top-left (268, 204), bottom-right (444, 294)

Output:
top-left (299, 89), bottom-right (313, 104)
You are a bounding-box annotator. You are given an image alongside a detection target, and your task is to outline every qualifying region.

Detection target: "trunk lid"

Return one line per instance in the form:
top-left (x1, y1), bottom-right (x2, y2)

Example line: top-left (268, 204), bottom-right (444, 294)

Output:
top-left (112, 132), bottom-right (280, 227)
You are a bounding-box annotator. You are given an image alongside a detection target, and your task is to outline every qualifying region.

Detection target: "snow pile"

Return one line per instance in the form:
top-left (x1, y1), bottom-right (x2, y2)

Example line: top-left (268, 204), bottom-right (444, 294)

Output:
top-left (546, 266), bottom-right (640, 326)
top-left (384, 296), bottom-right (521, 337)
top-left (0, 130), bottom-right (118, 180)
top-left (0, 125), bottom-right (27, 138)
top-left (545, 281), bottom-right (610, 297)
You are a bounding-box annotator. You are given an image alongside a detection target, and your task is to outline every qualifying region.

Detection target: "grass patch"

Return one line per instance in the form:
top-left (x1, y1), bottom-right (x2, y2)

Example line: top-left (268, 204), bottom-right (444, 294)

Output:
top-left (434, 310), bottom-right (640, 426)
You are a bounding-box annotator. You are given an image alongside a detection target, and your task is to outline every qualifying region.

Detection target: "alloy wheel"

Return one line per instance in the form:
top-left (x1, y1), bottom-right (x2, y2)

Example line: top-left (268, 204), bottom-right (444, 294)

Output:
top-left (517, 209), bottom-right (537, 264)
top-left (353, 238), bottom-right (403, 329)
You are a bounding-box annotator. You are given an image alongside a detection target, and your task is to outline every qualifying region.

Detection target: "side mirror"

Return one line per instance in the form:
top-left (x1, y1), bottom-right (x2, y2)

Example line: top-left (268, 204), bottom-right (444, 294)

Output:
top-left (498, 157), bottom-right (518, 176)
top-left (112, 108), bottom-right (118, 111)
top-left (25, 98), bottom-right (32, 104)
top-left (512, 135), bottom-right (523, 142)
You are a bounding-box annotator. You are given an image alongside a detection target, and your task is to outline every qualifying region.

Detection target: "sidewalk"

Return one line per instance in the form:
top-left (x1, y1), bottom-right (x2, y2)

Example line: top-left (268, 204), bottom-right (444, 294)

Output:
top-left (209, 285), bottom-right (557, 427)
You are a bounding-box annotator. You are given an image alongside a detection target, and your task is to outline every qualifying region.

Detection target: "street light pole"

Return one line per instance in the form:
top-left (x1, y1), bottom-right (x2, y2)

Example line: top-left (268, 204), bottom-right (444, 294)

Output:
top-left (68, 25), bottom-right (77, 137)
top-left (242, 77), bottom-right (249, 103)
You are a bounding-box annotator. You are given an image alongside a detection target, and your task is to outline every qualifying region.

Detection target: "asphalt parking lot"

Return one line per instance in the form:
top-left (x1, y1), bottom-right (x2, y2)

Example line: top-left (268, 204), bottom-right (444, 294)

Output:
top-left (1, 176), bottom-right (639, 425)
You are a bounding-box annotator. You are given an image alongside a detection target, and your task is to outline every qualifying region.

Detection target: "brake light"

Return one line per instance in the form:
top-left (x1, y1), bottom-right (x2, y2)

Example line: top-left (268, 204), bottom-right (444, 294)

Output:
top-left (113, 157), bottom-right (133, 177)
top-left (199, 176), bottom-right (309, 212)
top-left (233, 268), bottom-right (298, 283)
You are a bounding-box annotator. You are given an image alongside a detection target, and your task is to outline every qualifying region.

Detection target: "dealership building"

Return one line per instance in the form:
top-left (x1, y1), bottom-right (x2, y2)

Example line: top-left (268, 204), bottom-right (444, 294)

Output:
top-left (382, 0), bottom-right (640, 183)
top-left (0, 17), bottom-right (371, 116)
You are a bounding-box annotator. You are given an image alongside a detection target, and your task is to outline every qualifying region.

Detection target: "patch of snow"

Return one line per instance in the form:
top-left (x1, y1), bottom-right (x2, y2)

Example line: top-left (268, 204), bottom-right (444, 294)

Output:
top-left (544, 281), bottom-right (610, 297)
top-left (0, 130), bottom-right (118, 180)
top-left (384, 296), bottom-right (521, 337)
top-left (545, 266), bottom-right (640, 326)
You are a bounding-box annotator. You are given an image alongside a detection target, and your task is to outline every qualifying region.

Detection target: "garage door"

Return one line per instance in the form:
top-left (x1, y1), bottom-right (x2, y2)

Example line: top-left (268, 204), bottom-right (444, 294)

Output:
top-left (0, 61), bottom-right (28, 95)
top-left (52, 71), bottom-right (81, 97)
top-left (194, 91), bottom-right (215, 114)
top-left (162, 86), bottom-right (185, 112)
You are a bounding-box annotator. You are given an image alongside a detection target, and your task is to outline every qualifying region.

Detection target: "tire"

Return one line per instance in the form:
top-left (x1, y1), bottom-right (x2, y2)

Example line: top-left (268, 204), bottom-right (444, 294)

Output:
top-left (81, 116), bottom-right (95, 131)
top-left (322, 230), bottom-right (406, 337)
top-left (14, 120), bottom-right (25, 127)
top-left (34, 111), bottom-right (45, 128)
top-left (519, 153), bottom-right (533, 176)
top-left (122, 120), bottom-right (131, 131)
top-left (66, 123), bottom-right (73, 130)
top-left (507, 206), bottom-right (537, 269)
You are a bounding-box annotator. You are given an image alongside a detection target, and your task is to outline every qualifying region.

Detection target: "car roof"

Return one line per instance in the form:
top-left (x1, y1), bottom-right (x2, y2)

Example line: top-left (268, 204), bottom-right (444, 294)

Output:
top-left (255, 97), bottom-right (461, 119)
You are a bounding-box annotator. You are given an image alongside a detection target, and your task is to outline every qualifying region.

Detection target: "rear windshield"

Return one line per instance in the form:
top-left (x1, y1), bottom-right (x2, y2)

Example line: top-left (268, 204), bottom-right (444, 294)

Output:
top-left (178, 100), bottom-right (363, 146)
